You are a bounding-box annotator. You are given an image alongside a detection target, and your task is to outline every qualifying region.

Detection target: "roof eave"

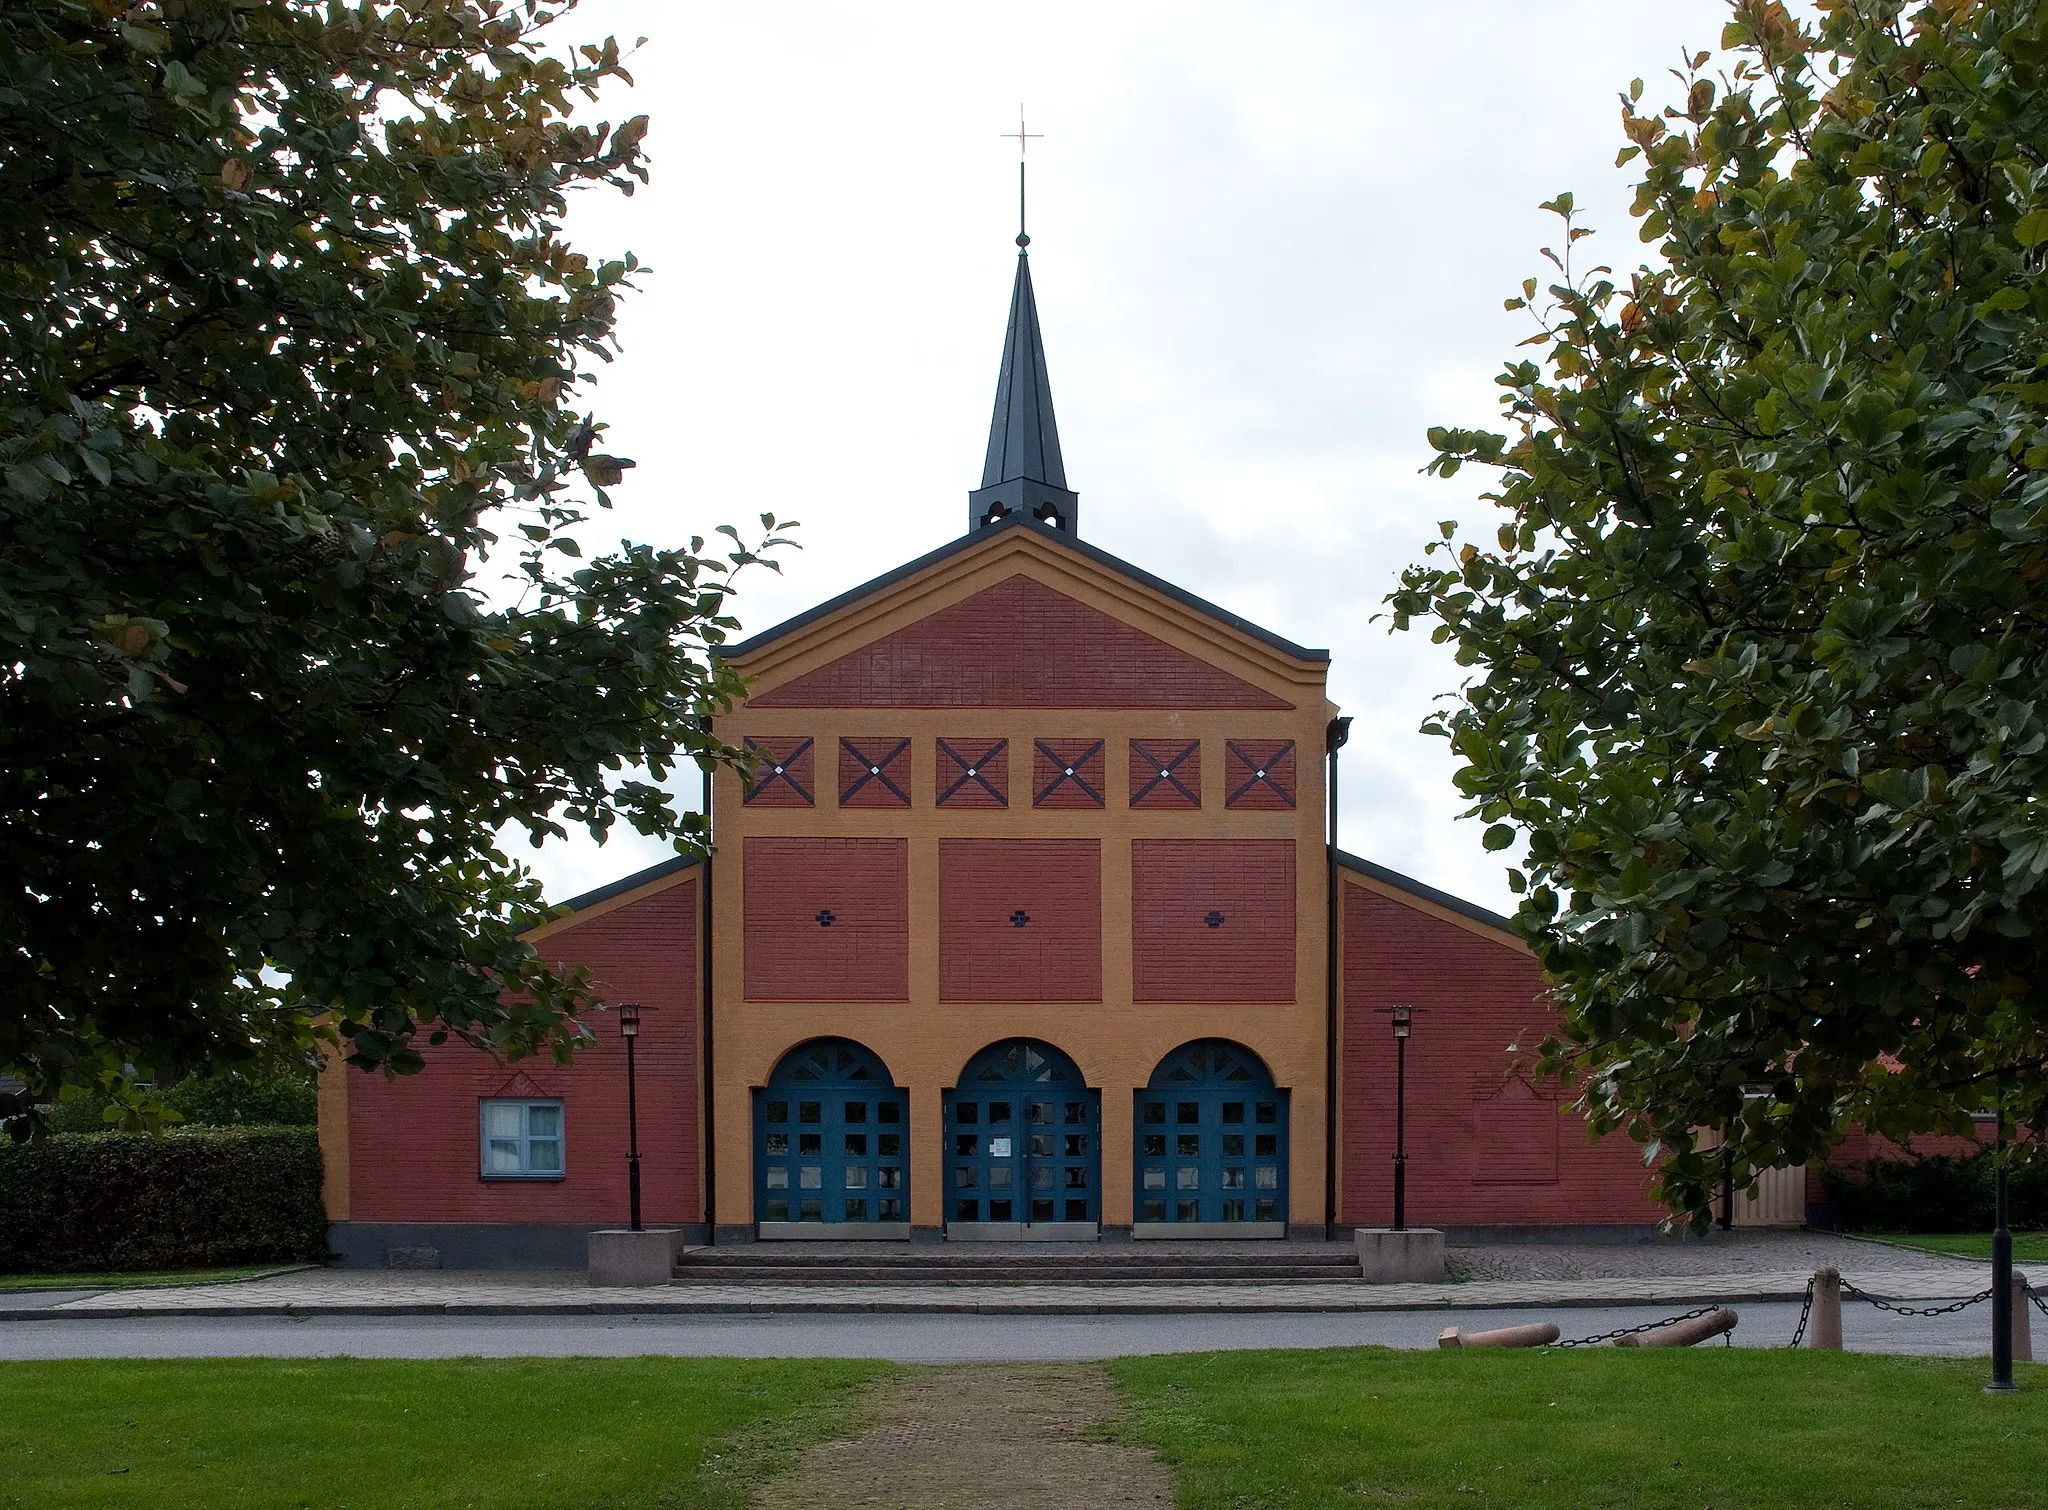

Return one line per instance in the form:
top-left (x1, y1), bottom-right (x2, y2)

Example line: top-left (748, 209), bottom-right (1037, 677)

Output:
top-left (718, 513), bottom-right (1329, 667)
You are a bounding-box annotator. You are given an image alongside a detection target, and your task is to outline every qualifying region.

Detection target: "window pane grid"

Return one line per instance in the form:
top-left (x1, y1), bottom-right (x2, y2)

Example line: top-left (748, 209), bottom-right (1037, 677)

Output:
top-left (479, 1099), bottom-right (565, 1180)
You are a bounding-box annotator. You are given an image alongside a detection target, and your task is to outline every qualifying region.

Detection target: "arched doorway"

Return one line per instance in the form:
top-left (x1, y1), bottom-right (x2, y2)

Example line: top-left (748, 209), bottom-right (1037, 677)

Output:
top-left (1134, 1040), bottom-right (1287, 1237)
top-left (754, 1038), bottom-right (909, 1238)
top-left (944, 1039), bottom-right (1100, 1239)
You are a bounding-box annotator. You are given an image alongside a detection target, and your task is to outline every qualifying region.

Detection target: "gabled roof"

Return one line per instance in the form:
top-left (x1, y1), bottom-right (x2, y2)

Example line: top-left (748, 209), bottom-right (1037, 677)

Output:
top-left (1336, 848), bottom-right (1517, 936)
top-left (554, 854), bottom-right (699, 916)
top-left (721, 511), bottom-right (1327, 666)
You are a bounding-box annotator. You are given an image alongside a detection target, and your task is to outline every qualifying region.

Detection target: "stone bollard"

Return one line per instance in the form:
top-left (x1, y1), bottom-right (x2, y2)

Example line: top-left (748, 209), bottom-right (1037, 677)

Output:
top-left (1355, 1228), bottom-right (1446, 1283)
top-left (1614, 1307), bottom-right (1738, 1348)
top-left (1807, 1266), bottom-right (1844, 1350)
top-left (587, 1228), bottom-right (682, 1286)
top-left (2014, 1271), bottom-right (2035, 1366)
top-left (1438, 1322), bottom-right (1560, 1349)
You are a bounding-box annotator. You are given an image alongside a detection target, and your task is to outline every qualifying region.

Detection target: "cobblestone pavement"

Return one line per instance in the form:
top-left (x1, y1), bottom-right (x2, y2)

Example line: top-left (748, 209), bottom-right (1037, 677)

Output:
top-left (1449, 1229), bottom-right (1983, 1281)
top-left (4, 1236), bottom-right (2026, 1321)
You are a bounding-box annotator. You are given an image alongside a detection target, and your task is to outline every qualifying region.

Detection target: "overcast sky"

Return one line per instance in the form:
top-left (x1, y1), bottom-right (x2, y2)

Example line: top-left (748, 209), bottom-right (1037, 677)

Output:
top-left (518, 0), bottom-right (1740, 913)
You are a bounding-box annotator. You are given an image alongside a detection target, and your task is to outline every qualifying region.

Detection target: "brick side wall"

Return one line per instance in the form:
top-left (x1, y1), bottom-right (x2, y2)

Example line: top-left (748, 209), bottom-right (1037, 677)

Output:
top-left (938, 838), bottom-right (1103, 1003)
top-left (1805, 1123), bottom-right (1999, 1204)
top-left (1340, 881), bottom-right (1661, 1227)
top-left (1131, 839), bottom-right (1295, 1003)
top-left (751, 574), bottom-right (1293, 709)
top-left (744, 838), bottom-right (909, 1001)
top-left (346, 877), bottom-right (700, 1226)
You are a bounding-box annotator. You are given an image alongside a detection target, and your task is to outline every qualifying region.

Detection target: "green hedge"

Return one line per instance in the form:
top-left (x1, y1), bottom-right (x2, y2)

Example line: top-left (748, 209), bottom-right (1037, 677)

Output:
top-left (1821, 1150), bottom-right (2047, 1233)
top-left (0, 1126), bottom-right (327, 1273)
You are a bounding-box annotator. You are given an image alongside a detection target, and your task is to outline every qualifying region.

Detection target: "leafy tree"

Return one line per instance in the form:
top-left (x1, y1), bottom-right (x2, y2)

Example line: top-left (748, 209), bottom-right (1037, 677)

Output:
top-left (1, 0), bottom-right (787, 1135)
top-left (1392, 0), bottom-right (2048, 1220)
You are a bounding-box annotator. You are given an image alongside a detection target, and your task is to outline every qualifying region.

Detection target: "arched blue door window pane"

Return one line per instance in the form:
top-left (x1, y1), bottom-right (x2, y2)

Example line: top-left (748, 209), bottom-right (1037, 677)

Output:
top-left (1135, 1040), bottom-right (1287, 1228)
top-left (945, 1039), bottom-right (1099, 1227)
top-left (754, 1038), bottom-right (908, 1227)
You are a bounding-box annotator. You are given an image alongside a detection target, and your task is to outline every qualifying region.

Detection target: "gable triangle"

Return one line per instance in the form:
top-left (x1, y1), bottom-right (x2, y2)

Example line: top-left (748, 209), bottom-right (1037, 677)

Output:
top-left (751, 574), bottom-right (1292, 709)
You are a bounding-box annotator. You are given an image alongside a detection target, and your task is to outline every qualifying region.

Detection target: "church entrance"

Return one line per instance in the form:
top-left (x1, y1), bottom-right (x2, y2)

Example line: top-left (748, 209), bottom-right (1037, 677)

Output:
top-left (754, 1038), bottom-right (911, 1239)
top-left (1133, 1040), bottom-right (1288, 1238)
top-left (944, 1039), bottom-right (1100, 1240)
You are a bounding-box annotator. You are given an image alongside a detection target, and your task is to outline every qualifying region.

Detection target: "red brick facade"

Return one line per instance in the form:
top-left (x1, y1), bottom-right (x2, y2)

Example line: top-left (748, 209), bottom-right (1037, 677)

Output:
top-left (839, 736), bottom-right (912, 808)
top-left (937, 838), bottom-right (1102, 1002)
top-left (935, 737), bottom-right (1009, 808)
top-left (1132, 840), bottom-right (1295, 1003)
top-left (743, 737), bottom-right (815, 807)
top-left (1032, 738), bottom-right (1107, 808)
top-left (345, 877), bottom-right (701, 1227)
top-left (1339, 880), bottom-right (1660, 1227)
top-left (744, 837), bottom-right (909, 1001)
top-left (752, 574), bottom-right (1293, 709)
top-left (334, 527), bottom-right (1677, 1249)
top-left (1129, 739), bottom-right (1200, 810)
top-left (1224, 739), bottom-right (1297, 810)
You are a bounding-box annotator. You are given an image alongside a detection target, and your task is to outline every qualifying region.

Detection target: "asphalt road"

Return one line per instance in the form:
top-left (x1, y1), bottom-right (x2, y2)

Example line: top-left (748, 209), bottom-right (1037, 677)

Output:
top-left (0, 1301), bottom-right (2017, 1362)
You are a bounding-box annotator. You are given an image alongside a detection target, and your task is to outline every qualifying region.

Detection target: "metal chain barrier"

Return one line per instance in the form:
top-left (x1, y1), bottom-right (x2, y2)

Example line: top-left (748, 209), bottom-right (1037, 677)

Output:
top-left (1787, 1277), bottom-right (1816, 1349)
top-left (1554, 1303), bottom-right (1732, 1348)
top-left (1841, 1282), bottom-right (1993, 1318)
top-left (2031, 1287), bottom-right (2048, 1320)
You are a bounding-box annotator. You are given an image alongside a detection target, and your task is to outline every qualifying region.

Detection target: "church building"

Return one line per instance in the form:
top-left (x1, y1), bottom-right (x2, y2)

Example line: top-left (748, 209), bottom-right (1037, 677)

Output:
top-left (318, 222), bottom-right (1666, 1266)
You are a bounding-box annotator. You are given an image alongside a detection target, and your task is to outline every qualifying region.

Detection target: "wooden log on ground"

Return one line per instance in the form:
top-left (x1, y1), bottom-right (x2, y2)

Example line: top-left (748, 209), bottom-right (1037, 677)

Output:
top-left (1437, 1322), bottom-right (1561, 1349)
top-left (1614, 1307), bottom-right (1738, 1348)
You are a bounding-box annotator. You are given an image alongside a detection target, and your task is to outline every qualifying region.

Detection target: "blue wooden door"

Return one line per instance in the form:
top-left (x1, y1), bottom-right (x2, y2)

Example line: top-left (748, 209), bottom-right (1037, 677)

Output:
top-left (946, 1040), bottom-right (1099, 1227)
top-left (755, 1039), bottom-right (908, 1228)
top-left (1135, 1040), bottom-right (1287, 1228)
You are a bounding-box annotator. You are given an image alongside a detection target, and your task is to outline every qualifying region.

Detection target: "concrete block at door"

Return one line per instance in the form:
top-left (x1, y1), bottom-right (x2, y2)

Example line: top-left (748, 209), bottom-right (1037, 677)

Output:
top-left (1356, 1227), bottom-right (1445, 1283)
top-left (588, 1228), bottom-right (682, 1286)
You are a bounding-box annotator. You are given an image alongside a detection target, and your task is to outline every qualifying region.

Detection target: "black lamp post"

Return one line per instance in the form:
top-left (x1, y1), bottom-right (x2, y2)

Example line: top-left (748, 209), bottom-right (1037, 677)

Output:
top-left (618, 1002), bottom-right (643, 1232)
top-left (1990, 1105), bottom-right (2015, 1394)
top-left (1390, 1005), bottom-right (1413, 1231)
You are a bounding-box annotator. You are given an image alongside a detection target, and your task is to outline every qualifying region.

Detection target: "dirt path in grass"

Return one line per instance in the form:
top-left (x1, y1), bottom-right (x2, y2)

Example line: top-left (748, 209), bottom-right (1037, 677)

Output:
top-left (750, 1362), bottom-right (1172, 1509)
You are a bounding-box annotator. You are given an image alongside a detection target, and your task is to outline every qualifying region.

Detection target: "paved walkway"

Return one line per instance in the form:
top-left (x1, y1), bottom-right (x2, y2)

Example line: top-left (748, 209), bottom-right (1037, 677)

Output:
top-left (1, 1232), bottom-right (2025, 1320)
top-left (4, 1265), bottom-right (2023, 1318)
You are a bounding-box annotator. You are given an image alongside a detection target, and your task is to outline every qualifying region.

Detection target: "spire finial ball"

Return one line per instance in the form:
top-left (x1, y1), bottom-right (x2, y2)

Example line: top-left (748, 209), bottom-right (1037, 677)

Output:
top-left (1016, 232), bottom-right (1030, 248)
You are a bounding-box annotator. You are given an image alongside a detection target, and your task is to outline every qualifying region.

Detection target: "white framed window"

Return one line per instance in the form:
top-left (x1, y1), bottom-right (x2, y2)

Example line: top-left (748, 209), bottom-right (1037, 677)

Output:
top-left (480, 1099), bottom-right (564, 1179)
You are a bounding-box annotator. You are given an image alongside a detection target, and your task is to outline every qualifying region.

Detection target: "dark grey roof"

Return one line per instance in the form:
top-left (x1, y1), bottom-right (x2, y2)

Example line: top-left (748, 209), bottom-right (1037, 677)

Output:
top-left (1336, 849), bottom-right (1517, 935)
top-left (553, 854), bottom-right (699, 916)
top-left (983, 248), bottom-right (1067, 493)
top-left (720, 511), bottom-right (1328, 664)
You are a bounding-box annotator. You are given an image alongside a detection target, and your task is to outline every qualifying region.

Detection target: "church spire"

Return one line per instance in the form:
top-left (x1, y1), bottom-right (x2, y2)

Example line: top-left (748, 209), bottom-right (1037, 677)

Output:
top-left (968, 156), bottom-right (1080, 535)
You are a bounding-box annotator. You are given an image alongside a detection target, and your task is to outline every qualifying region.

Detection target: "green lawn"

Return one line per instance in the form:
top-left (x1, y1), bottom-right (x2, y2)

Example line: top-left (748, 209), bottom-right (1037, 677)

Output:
top-left (1864, 1231), bottom-right (2048, 1263)
top-left (1109, 1348), bottom-right (2047, 1510)
top-left (0, 1357), bottom-right (888, 1509)
top-left (0, 1265), bottom-right (306, 1292)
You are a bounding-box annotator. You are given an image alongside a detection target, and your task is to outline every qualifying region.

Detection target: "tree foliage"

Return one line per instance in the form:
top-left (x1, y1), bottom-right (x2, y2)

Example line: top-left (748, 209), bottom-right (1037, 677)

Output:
top-left (1392, 0), bottom-right (2048, 1221)
top-left (1, 0), bottom-right (788, 1134)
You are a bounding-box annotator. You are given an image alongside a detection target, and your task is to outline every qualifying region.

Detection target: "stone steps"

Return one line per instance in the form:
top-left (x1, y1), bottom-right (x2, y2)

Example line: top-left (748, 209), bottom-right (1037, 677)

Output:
top-left (670, 1265), bottom-right (1357, 1286)
top-left (672, 1244), bottom-right (1362, 1286)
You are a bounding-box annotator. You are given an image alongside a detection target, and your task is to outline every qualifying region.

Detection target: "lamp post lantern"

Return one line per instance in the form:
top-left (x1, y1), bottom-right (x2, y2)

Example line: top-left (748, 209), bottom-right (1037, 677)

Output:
top-left (1390, 1005), bottom-right (1413, 1231)
top-left (618, 1002), bottom-right (643, 1232)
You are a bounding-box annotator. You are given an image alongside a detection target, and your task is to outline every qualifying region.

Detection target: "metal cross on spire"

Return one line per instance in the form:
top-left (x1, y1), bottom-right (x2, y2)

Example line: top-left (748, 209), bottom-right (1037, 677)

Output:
top-left (1004, 104), bottom-right (1042, 157)
top-left (1002, 105), bottom-right (1041, 246)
